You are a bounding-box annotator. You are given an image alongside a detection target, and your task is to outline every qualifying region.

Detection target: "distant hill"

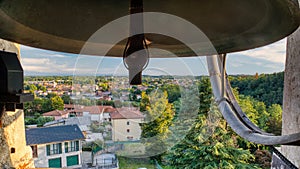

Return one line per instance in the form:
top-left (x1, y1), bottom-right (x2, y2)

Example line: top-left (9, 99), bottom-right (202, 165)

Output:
top-left (229, 72), bottom-right (284, 106)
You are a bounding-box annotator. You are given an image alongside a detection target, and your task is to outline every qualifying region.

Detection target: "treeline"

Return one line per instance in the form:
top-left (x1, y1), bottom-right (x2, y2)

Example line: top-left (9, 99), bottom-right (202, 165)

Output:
top-left (229, 72), bottom-right (284, 106)
top-left (24, 93), bottom-right (64, 126)
top-left (25, 76), bottom-right (73, 81)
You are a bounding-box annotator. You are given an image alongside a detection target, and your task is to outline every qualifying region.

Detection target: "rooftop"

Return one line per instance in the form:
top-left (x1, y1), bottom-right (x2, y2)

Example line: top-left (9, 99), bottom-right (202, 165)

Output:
top-left (84, 106), bottom-right (116, 114)
top-left (26, 125), bottom-right (85, 145)
top-left (42, 110), bottom-right (69, 116)
top-left (111, 107), bottom-right (144, 119)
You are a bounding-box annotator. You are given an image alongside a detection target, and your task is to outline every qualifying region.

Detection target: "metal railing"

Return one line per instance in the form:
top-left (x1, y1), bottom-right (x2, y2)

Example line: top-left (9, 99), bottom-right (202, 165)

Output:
top-left (95, 158), bottom-right (118, 169)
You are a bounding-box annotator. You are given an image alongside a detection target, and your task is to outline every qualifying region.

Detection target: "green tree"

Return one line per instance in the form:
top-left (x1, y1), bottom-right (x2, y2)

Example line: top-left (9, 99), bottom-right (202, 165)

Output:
top-left (46, 93), bottom-right (58, 99)
top-left (36, 116), bottom-right (54, 127)
top-left (61, 94), bottom-right (71, 104)
top-left (161, 84), bottom-right (181, 103)
top-left (24, 98), bottom-right (46, 116)
top-left (140, 92), bottom-right (150, 112)
top-left (165, 110), bottom-right (258, 168)
top-left (98, 82), bottom-right (109, 91)
top-left (230, 72), bottom-right (284, 106)
top-left (36, 84), bottom-right (47, 92)
top-left (50, 96), bottom-right (64, 110)
top-left (42, 98), bottom-right (52, 112)
top-left (140, 90), bottom-right (175, 161)
top-left (29, 84), bottom-right (37, 93)
top-left (164, 78), bottom-right (258, 169)
top-left (238, 95), bottom-right (269, 131)
top-left (266, 104), bottom-right (282, 135)
top-left (25, 116), bottom-right (54, 126)
top-left (168, 85), bottom-right (199, 147)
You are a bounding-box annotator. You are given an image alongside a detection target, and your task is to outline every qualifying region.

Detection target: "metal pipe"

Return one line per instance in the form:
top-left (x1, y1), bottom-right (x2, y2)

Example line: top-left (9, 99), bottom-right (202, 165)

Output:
top-left (206, 55), bottom-right (300, 145)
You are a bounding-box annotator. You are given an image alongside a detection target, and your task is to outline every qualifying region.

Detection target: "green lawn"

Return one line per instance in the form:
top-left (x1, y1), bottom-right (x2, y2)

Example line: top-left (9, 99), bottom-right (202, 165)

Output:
top-left (116, 142), bottom-right (145, 157)
top-left (118, 156), bottom-right (156, 169)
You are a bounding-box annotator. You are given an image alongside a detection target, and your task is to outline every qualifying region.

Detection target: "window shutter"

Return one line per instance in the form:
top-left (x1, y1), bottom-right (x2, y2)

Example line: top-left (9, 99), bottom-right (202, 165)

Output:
top-left (76, 141), bottom-right (79, 151)
top-left (65, 142), bottom-right (68, 153)
top-left (46, 145), bottom-right (50, 156)
top-left (59, 143), bottom-right (62, 154)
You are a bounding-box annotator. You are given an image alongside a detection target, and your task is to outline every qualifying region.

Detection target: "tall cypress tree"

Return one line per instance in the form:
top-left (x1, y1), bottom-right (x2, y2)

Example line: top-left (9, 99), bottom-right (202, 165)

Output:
top-left (164, 78), bottom-right (258, 169)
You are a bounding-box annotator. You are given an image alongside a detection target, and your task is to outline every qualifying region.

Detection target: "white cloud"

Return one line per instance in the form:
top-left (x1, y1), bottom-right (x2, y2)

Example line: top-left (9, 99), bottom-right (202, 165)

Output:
top-left (20, 39), bottom-right (287, 75)
top-left (235, 39), bottom-right (286, 64)
top-left (41, 54), bottom-right (68, 58)
top-left (21, 58), bottom-right (50, 65)
top-left (21, 57), bottom-right (75, 74)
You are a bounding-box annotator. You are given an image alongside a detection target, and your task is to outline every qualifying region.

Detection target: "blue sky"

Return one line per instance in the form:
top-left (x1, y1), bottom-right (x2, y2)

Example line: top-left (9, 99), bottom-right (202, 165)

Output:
top-left (20, 39), bottom-right (286, 76)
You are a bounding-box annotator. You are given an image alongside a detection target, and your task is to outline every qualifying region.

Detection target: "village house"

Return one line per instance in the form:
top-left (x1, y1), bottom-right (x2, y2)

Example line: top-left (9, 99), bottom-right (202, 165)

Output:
top-left (86, 106), bottom-right (116, 122)
top-left (62, 104), bottom-right (116, 122)
top-left (26, 125), bottom-right (85, 168)
top-left (110, 107), bottom-right (144, 142)
top-left (42, 110), bottom-right (70, 120)
top-left (43, 105), bottom-right (117, 127)
top-left (64, 104), bottom-right (75, 111)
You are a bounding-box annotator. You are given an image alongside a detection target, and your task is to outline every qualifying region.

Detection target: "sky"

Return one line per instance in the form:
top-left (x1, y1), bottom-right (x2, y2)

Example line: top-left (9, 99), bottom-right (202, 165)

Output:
top-left (20, 38), bottom-right (286, 76)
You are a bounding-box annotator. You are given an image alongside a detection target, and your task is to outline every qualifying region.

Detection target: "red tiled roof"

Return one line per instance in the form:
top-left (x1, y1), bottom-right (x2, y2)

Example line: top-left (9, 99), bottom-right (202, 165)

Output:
top-left (64, 105), bottom-right (117, 115)
top-left (64, 104), bottom-right (85, 110)
top-left (43, 110), bottom-right (69, 116)
top-left (85, 106), bottom-right (116, 114)
top-left (111, 107), bottom-right (144, 119)
top-left (64, 104), bottom-right (74, 109)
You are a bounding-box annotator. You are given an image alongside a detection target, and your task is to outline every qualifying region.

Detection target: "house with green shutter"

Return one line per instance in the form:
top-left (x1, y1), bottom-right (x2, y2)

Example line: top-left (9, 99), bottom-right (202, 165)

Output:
top-left (26, 125), bottom-right (85, 168)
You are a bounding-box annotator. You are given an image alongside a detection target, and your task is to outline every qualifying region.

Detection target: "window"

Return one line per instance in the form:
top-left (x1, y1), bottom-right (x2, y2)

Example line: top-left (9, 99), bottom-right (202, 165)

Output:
top-left (65, 141), bottom-right (79, 153)
top-left (46, 143), bottom-right (62, 156)
top-left (127, 121), bottom-right (130, 125)
top-left (31, 145), bottom-right (38, 158)
top-left (11, 148), bottom-right (15, 154)
top-left (127, 129), bottom-right (130, 133)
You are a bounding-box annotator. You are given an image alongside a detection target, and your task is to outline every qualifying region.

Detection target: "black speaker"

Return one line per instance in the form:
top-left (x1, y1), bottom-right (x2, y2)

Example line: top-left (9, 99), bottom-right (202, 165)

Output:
top-left (0, 51), bottom-right (33, 111)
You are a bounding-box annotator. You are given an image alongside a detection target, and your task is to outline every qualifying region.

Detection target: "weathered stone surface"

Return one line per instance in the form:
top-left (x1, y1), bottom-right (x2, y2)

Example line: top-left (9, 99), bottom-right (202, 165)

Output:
top-left (2, 110), bottom-right (34, 168)
top-left (0, 39), bottom-right (20, 59)
top-left (0, 124), bottom-right (11, 168)
top-left (0, 39), bottom-right (34, 169)
top-left (282, 26), bottom-right (300, 167)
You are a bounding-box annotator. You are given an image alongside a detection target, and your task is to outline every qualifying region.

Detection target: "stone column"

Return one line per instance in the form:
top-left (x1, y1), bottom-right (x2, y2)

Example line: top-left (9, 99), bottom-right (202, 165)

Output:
top-left (282, 26), bottom-right (300, 167)
top-left (0, 39), bottom-right (34, 168)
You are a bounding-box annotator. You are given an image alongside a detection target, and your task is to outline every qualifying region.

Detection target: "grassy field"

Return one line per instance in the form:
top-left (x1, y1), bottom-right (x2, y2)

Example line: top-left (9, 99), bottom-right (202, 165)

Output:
top-left (116, 142), bottom-right (145, 157)
top-left (118, 156), bottom-right (156, 169)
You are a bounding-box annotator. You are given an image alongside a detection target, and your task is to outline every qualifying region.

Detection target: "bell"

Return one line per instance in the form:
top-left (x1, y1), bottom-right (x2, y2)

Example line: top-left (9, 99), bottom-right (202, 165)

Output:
top-left (0, 0), bottom-right (300, 147)
top-left (0, 0), bottom-right (299, 57)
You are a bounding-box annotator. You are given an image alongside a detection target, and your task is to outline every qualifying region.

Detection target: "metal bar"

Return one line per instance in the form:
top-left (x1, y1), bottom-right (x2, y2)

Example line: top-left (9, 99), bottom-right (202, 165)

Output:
top-left (206, 55), bottom-right (300, 145)
top-left (225, 78), bottom-right (273, 136)
top-left (269, 146), bottom-right (298, 169)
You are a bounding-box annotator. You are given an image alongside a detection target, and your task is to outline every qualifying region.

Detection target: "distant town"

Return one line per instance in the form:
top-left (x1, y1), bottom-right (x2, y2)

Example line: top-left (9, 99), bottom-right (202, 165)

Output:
top-left (23, 73), bottom-right (284, 168)
top-left (24, 75), bottom-right (200, 168)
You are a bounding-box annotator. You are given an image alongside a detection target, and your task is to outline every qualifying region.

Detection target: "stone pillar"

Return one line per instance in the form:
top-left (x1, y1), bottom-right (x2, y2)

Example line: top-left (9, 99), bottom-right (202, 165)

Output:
top-left (282, 26), bottom-right (300, 167)
top-left (0, 39), bottom-right (34, 168)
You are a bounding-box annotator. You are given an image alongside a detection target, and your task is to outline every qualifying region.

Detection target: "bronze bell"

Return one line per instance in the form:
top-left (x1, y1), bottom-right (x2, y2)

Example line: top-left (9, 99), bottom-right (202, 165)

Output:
top-left (0, 0), bottom-right (299, 57)
top-left (0, 0), bottom-right (300, 147)
top-left (0, 0), bottom-right (299, 85)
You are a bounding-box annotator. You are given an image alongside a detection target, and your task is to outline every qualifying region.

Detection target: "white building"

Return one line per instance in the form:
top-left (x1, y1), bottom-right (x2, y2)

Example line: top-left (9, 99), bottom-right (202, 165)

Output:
top-left (110, 107), bottom-right (144, 142)
top-left (26, 125), bottom-right (85, 168)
